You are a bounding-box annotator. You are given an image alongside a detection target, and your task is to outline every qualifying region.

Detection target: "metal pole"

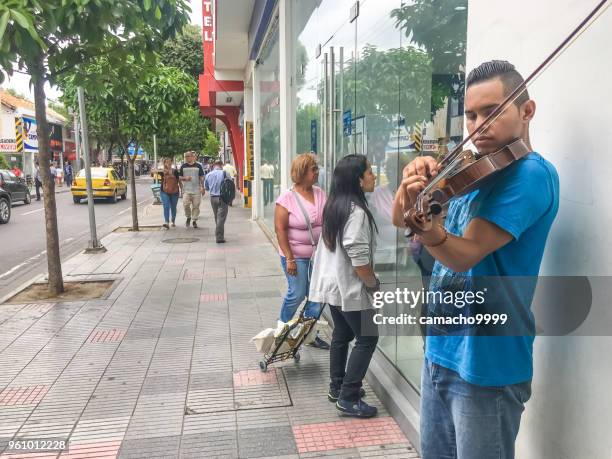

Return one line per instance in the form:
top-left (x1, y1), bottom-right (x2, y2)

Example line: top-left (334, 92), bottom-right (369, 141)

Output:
top-left (153, 134), bottom-right (158, 184)
top-left (74, 112), bottom-right (81, 172)
top-left (77, 86), bottom-right (105, 253)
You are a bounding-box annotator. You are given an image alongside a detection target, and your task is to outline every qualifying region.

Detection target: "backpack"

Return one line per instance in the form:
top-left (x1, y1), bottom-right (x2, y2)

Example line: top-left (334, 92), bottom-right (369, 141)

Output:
top-left (163, 170), bottom-right (179, 194)
top-left (220, 171), bottom-right (236, 205)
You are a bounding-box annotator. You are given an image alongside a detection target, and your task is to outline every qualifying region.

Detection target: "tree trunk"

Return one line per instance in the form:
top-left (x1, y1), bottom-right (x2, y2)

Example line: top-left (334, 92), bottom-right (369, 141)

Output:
top-left (127, 147), bottom-right (139, 231)
top-left (32, 58), bottom-right (64, 295)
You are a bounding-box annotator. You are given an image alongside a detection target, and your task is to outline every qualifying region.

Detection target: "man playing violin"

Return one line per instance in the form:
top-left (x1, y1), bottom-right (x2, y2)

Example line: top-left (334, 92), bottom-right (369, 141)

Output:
top-left (391, 60), bottom-right (559, 458)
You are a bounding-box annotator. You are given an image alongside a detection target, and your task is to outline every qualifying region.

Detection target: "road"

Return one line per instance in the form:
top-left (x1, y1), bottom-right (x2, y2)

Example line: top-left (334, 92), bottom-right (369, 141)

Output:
top-left (0, 179), bottom-right (154, 297)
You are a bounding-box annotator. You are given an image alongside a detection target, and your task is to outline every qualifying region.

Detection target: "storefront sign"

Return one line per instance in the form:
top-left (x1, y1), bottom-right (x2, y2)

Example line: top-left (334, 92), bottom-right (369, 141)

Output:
top-left (203, 1), bottom-right (214, 42)
top-left (22, 116), bottom-right (38, 152)
top-left (343, 110), bottom-right (352, 136)
top-left (245, 121), bottom-right (254, 178)
top-left (422, 139), bottom-right (439, 152)
top-left (0, 138), bottom-right (16, 152)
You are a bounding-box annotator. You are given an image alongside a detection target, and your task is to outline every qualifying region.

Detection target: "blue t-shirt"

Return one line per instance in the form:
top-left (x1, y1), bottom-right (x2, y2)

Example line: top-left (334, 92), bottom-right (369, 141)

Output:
top-left (425, 152), bottom-right (559, 386)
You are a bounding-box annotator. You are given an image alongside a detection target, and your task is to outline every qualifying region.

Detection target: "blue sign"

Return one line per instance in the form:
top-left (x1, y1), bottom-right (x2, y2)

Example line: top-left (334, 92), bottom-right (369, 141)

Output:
top-left (127, 143), bottom-right (144, 157)
top-left (343, 110), bottom-right (352, 136)
top-left (310, 120), bottom-right (317, 153)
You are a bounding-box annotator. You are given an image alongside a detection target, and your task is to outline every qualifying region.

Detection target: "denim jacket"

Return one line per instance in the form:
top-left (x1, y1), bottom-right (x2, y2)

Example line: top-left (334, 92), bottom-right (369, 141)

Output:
top-left (308, 204), bottom-right (375, 311)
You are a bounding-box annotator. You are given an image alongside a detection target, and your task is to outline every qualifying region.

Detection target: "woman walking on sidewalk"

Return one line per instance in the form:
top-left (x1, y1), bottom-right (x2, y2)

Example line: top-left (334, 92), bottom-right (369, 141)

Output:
top-left (157, 157), bottom-right (181, 229)
top-left (274, 153), bottom-right (329, 350)
top-left (309, 154), bottom-right (380, 418)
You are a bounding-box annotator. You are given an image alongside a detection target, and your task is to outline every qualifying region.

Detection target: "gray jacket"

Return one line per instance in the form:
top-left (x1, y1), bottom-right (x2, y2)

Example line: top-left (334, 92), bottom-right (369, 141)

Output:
top-left (309, 204), bottom-right (376, 311)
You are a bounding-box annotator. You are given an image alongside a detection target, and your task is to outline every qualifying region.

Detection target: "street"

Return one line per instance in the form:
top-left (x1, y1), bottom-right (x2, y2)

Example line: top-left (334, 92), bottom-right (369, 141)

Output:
top-left (0, 180), bottom-right (153, 295)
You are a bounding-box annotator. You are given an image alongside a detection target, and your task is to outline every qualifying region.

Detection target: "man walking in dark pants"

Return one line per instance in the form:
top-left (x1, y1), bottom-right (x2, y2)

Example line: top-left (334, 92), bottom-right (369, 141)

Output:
top-left (34, 162), bottom-right (42, 201)
top-left (205, 160), bottom-right (229, 243)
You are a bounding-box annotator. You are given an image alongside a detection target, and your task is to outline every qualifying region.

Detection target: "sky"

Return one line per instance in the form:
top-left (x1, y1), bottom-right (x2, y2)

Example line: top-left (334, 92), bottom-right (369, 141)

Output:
top-left (1, 0), bottom-right (203, 103)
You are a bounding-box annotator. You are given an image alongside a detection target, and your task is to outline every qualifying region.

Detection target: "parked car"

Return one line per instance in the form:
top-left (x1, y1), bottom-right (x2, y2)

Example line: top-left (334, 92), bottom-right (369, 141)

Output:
top-left (0, 187), bottom-right (10, 224)
top-left (71, 168), bottom-right (128, 204)
top-left (0, 169), bottom-right (31, 205)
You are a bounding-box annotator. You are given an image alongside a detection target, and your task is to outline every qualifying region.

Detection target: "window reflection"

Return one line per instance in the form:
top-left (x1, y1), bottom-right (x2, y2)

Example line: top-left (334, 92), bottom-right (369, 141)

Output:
top-left (291, 0), bottom-right (468, 392)
top-left (258, 24), bottom-right (281, 229)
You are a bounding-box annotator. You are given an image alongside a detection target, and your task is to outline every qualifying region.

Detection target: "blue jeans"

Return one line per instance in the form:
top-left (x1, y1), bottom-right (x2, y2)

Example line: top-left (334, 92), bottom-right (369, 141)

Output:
top-left (160, 191), bottom-right (179, 223)
top-left (279, 257), bottom-right (322, 322)
top-left (420, 358), bottom-right (531, 459)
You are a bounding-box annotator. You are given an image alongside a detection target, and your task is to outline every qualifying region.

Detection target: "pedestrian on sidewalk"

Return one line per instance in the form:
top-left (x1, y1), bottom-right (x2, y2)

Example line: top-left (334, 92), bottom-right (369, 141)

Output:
top-left (309, 154), bottom-right (379, 418)
top-left (158, 157), bottom-right (181, 229)
top-left (179, 151), bottom-right (205, 228)
top-left (261, 160), bottom-right (275, 206)
top-left (274, 153), bottom-right (329, 350)
top-left (34, 162), bottom-right (42, 200)
top-left (204, 160), bottom-right (229, 243)
top-left (64, 160), bottom-right (73, 188)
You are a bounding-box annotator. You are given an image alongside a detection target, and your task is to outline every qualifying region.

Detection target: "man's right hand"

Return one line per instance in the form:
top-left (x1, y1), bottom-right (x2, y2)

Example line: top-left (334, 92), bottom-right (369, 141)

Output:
top-left (400, 156), bottom-right (439, 207)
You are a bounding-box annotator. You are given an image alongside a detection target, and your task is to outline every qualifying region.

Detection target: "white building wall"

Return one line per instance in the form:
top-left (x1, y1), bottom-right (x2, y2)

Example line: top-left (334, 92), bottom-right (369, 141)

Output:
top-left (467, 1), bottom-right (612, 458)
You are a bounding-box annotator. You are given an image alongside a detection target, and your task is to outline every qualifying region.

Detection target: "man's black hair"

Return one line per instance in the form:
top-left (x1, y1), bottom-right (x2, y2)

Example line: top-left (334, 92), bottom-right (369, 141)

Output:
top-left (467, 60), bottom-right (529, 107)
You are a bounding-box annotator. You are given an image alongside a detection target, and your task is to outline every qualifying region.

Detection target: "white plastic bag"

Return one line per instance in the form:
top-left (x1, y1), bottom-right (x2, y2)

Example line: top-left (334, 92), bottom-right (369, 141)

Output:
top-left (250, 328), bottom-right (276, 354)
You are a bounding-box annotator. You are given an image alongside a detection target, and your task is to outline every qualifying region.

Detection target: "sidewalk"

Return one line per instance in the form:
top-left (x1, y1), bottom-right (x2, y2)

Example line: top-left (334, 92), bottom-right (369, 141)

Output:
top-left (0, 194), bottom-right (419, 458)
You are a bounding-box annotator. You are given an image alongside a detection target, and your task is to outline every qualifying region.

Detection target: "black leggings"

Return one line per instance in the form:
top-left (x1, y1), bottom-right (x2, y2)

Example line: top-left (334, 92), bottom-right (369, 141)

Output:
top-left (329, 306), bottom-right (378, 402)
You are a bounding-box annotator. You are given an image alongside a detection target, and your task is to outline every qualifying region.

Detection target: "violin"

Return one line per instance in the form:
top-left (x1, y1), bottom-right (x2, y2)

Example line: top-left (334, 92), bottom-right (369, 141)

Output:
top-left (403, 0), bottom-right (609, 236)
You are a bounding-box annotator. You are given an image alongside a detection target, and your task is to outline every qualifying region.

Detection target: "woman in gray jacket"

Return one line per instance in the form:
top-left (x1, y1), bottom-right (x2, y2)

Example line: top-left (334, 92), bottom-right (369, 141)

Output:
top-left (309, 154), bottom-right (380, 418)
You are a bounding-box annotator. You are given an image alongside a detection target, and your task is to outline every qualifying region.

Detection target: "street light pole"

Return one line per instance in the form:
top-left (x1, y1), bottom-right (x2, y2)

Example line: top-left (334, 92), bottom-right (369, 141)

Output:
top-left (77, 86), bottom-right (106, 253)
top-left (74, 112), bottom-right (80, 172)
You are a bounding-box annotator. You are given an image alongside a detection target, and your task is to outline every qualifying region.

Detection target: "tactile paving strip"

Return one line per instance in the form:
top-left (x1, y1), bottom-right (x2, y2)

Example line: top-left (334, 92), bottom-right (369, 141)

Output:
top-left (292, 417), bottom-right (407, 453)
top-left (0, 385), bottom-right (50, 406)
top-left (87, 329), bottom-right (126, 344)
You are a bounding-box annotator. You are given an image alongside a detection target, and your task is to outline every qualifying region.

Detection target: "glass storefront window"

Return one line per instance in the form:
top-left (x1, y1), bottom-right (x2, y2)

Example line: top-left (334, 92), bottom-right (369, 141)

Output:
top-left (291, 0), bottom-right (468, 392)
top-left (257, 21), bottom-right (281, 230)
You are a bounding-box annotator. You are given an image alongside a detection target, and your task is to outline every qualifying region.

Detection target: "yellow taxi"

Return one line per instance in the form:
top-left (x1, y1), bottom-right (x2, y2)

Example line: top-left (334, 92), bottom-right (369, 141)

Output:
top-left (71, 167), bottom-right (127, 204)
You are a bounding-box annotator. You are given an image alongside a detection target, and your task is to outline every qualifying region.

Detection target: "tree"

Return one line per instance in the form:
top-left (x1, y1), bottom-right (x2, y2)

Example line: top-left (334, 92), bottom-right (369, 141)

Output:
top-left (0, 154), bottom-right (9, 169)
top-left (203, 131), bottom-right (221, 157)
top-left (142, 106), bottom-right (211, 160)
top-left (340, 44), bottom-right (433, 170)
top-left (0, 0), bottom-right (190, 294)
top-left (159, 24), bottom-right (204, 82)
top-left (61, 60), bottom-right (194, 231)
top-left (391, 0), bottom-right (467, 102)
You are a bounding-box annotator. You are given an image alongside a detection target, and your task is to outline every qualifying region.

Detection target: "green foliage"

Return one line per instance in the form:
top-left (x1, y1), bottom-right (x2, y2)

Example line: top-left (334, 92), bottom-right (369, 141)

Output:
top-left (202, 131), bottom-right (221, 157)
top-left (296, 103), bottom-right (318, 154)
top-left (0, 154), bottom-right (10, 169)
top-left (391, 0), bottom-right (467, 98)
top-left (160, 24), bottom-right (203, 81)
top-left (142, 106), bottom-right (210, 159)
top-left (0, 0), bottom-right (191, 84)
top-left (60, 59), bottom-right (195, 156)
top-left (48, 99), bottom-right (69, 119)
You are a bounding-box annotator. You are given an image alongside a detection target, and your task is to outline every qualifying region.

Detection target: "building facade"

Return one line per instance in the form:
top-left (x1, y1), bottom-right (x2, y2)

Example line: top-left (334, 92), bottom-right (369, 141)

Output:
top-left (199, 1), bottom-right (612, 456)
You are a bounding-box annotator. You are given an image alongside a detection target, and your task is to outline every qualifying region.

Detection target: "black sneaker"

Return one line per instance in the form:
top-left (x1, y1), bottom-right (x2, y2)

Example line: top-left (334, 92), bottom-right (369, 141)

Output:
top-left (186, 218), bottom-right (191, 227)
top-left (307, 336), bottom-right (330, 350)
top-left (336, 398), bottom-right (378, 418)
top-left (192, 220), bottom-right (198, 228)
top-left (162, 223), bottom-right (169, 229)
top-left (328, 387), bottom-right (366, 403)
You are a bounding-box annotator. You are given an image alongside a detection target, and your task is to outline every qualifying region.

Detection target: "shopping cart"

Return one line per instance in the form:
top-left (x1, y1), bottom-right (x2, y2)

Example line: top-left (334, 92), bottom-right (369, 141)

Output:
top-left (258, 305), bottom-right (326, 372)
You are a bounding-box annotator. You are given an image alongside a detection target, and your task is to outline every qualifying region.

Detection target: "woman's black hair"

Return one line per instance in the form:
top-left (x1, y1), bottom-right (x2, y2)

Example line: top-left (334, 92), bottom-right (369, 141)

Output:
top-left (322, 154), bottom-right (378, 251)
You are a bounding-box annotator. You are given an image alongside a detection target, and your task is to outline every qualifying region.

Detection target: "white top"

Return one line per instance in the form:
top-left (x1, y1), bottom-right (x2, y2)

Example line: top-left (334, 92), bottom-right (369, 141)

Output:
top-left (309, 204), bottom-right (376, 311)
top-left (260, 163), bottom-right (275, 179)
